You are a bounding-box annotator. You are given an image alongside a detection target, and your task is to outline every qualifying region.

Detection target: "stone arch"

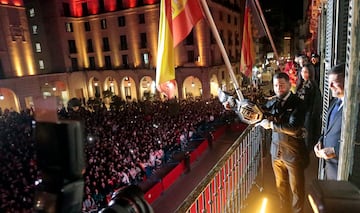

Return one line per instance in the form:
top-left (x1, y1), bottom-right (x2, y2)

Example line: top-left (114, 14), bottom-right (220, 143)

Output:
top-left (88, 77), bottom-right (102, 98)
top-left (0, 88), bottom-right (20, 112)
top-left (103, 76), bottom-right (119, 96)
top-left (209, 74), bottom-right (220, 97)
top-left (121, 76), bottom-right (137, 101)
top-left (182, 76), bottom-right (203, 99)
top-left (139, 76), bottom-right (155, 100)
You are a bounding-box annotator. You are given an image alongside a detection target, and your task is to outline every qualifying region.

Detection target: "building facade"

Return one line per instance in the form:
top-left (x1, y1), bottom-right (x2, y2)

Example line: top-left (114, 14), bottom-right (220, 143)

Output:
top-left (0, 0), bottom-right (244, 111)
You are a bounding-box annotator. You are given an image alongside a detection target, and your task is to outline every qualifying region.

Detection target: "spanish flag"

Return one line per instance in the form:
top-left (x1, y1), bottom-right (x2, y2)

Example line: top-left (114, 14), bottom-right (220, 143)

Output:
top-left (156, 0), bottom-right (203, 98)
top-left (240, 0), bottom-right (256, 77)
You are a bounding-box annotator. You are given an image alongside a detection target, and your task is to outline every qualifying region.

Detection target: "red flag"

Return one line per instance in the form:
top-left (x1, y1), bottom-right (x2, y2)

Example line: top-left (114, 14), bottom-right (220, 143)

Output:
top-left (240, 0), bottom-right (256, 77)
top-left (156, 0), bottom-right (203, 98)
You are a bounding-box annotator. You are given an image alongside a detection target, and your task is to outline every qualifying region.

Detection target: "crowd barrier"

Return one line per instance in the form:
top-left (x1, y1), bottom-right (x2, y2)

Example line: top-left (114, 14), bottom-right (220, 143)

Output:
top-left (144, 124), bottom-right (246, 204)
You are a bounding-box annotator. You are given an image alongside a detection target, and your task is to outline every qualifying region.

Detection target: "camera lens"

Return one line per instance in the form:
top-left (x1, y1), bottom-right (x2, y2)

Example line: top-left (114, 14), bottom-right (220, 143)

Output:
top-left (100, 185), bottom-right (153, 213)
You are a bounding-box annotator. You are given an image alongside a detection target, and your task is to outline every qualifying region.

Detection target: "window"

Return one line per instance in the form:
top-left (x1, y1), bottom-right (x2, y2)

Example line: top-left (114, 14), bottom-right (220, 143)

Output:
top-left (235, 32), bottom-right (240, 45)
top-left (65, 22), bottom-right (73, 32)
top-left (234, 17), bottom-right (238, 25)
top-left (219, 11), bottom-right (223, 21)
top-left (0, 59), bottom-right (4, 78)
top-left (68, 40), bottom-right (77, 53)
top-left (186, 31), bottom-right (194, 45)
top-left (84, 22), bottom-right (91, 31)
top-left (142, 53), bottom-right (149, 65)
top-left (139, 14), bottom-right (145, 24)
top-left (140, 33), bottom-right (147, 48)
top-left (89, 57), bottom-right (96, 69)
top-left (236, 49), bottom-right (240, 59)
top-left (122, 54), bottom-right (128, 67)
top-left (104, 56), bottom-right (112, 69)
top-left (35, 42), bottom-right (41, 52)
top-left (39, 60), bottom-right (45, 69)
top-left (118, 16), bottom-right (126, 27)
top-left (63, 3), bottom-right (71, 17)
top-left (120, 35), bottom-right (127, 50)
top-left (82, 2), bottom-right (89, 16)
top-left (227, 14), bottom-right (231, 24)
top-left (87, 39), bottom-right (94, 52)
top-left (117, 0), bottom-right (123, 10)
top-left (100, 19), bottom-right (107, 29)
top-left (187, 50), bottom-right (195, 62)
top-left (99, 0), bottom-right (105, 13)
top-left (103, 37), bottom-right (110, 51)
top-left (29, 8), bottom-right (35, 17)
top-left (228, 31), bottom-right (232, 45)
top-left (32, 25), bottom-right (38, 34)
top-left (71, 58), bottom-right (78, 71)
top-left (210, 30), bottom-right (215, 44)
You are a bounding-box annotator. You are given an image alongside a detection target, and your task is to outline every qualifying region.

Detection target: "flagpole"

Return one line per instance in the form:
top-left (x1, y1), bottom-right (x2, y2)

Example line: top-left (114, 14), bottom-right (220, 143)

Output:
top-left (199, 0), bottom-right (244, 100)
top-left (253, 0), bottom-right (279, 60)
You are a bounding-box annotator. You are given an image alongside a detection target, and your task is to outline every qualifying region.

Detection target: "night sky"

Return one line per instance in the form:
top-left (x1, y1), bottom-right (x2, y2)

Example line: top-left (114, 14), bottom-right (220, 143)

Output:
top-left (259, 0), bottom-right (304, 31)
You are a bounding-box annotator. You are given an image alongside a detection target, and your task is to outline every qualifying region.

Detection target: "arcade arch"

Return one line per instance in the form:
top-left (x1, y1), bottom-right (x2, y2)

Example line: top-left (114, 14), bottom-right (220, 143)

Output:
top-left (88, 77), bottom-right (101, 98)
top-left (139, 76), bottom-right (155, 100)
top-left (0, 88), bottom-right (20, 112)
top-left (104, 76), bottom-right (119, 96)
top-left (209, 74), bottom-right (220, 97)
top-left (183, 76), bottom-right (202, 99)
top-left (121, 76), bottom-right (137, 101)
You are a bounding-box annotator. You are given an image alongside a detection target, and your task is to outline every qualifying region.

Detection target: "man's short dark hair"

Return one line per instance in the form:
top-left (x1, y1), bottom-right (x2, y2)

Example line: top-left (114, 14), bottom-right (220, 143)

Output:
top-left (329, 63), bottom-right (345, 79)
top-left (273, 72), bottom-right (290, 82)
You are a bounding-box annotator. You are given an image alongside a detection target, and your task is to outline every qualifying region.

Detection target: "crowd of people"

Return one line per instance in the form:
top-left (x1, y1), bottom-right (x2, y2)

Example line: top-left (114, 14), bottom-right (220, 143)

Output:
top-left (0, 97), bottom-right (232, 212)
top-left (0, 109), bottom-right (38, 212)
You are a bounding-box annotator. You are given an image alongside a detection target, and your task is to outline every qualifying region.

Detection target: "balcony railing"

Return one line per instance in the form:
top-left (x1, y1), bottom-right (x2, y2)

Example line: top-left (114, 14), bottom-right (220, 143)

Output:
top-left (175, 125), bottom-right (270, 213)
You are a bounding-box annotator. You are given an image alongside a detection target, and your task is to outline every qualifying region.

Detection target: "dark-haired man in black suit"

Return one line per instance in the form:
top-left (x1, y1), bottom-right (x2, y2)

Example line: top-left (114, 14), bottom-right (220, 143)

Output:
top-left (258, 72), bottom-right (307, 213)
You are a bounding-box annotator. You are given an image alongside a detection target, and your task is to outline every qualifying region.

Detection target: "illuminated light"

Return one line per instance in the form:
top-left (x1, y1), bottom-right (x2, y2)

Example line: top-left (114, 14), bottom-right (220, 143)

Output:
top-left (106, 0), bottom-right (116, 11)
top-left (71, 1), bottom-right (84, 17)
top-left (94, 82), bottom-right (98, 86)
top-left (308, 195), bottom-right (319, 213)
top-left (284, 36), bottom-right (291, 40)
top-left (52, 87), bottom-right (56, 91)
top-left (191, 82), bottom-right (195, 87)
top-left (144, 0), bottom-right (157, 4)
top-left (0, 0), bottom-right (9, 5)
top-left (127, 14), bottom-right (140, 67)
top-left (259, 197), bottom-right (268, 213)
top-left (72, 21), bottom-right (88, 69)
top-left (13, 0), bottom-right (23, 6)
top-left (87, 0), bottom-right (98, 15)
top-left (127, 82), bottom-right (131, 87)
top-left (124, 0), bottom-right (137, 8)
top-left (0, 94), bottom-right (4, 100)
top-left (35, 179), bottom-right (42, 186)
top-left (11, 44), bottom-right (23, 77)
top-left (24, 41), bottom-right (36, 75)
top-left (195, 20), bottom-right (205, 66)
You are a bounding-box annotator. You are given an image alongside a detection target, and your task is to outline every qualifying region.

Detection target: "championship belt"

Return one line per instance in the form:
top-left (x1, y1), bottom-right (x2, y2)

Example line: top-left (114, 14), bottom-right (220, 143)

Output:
top-left (218, 89), bottom-right (264, 125)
